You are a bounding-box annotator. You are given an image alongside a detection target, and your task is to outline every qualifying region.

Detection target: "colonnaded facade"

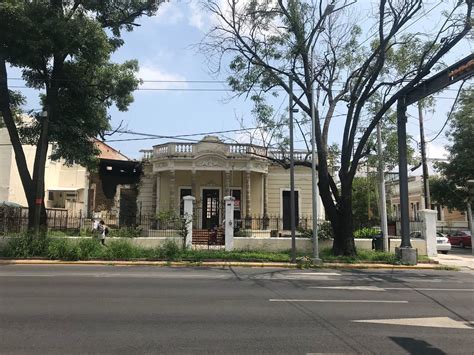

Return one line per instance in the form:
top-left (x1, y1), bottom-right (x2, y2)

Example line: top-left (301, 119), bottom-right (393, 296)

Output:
top-left (137, 136), bottom-right (324, 231)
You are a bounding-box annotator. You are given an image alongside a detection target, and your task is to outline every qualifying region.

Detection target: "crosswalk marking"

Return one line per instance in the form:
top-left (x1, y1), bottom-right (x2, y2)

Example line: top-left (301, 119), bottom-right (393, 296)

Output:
top-left (352, 317), bottom-right (474, 329)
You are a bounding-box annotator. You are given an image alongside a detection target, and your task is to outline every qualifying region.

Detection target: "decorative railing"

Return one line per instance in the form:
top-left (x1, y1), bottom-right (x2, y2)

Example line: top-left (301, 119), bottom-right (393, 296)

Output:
top-left (140, 149), bottom-right (153, 160)
top-left (148, 142), bottom-right (310, 161)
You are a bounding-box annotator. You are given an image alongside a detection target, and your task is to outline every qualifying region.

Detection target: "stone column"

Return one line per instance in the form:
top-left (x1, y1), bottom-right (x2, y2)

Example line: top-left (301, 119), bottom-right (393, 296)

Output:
top-left (224, 196), bottom-right (235, 251)
top-left (263, 173), bottom-right (269, 229)
top-left (245, 171), bottom-right (251, 216)
top-left (245, 170), bottom-right (251, 228)
top-left (169, 170), bottom-right (176, 211)
top-left (420, 209), bottom-right (437, 257)
top-left (224, 170), bottom-right (231, 197)
top-left (183, 196), bottom-right (195, 249)
top-left (155, 173), bottom-right (160, 215)
top-left (191, 170), bottom-right (197, 197)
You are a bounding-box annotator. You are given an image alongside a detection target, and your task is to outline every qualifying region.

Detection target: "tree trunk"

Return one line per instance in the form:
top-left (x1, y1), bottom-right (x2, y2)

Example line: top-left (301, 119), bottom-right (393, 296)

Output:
top-left (331, 200), bottom-right (357, 257)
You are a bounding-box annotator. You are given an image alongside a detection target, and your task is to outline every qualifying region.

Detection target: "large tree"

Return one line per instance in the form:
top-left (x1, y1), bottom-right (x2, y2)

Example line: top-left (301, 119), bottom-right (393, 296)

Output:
top-left (201, 0), bottom-right (472, 256)
top-left (0, 0), bottom-right (164, 229)
top-left (431, 87), bottom-right (474, 230)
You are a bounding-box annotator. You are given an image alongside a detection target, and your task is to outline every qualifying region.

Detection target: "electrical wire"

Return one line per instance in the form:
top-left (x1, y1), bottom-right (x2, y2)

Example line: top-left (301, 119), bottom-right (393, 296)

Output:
top-left (425, 80), bottom-right (467, 143)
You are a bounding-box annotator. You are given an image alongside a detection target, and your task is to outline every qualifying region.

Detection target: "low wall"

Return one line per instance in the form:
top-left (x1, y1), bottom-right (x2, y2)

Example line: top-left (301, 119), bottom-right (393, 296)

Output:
top-left (147, 230), bottom-right (180, 238)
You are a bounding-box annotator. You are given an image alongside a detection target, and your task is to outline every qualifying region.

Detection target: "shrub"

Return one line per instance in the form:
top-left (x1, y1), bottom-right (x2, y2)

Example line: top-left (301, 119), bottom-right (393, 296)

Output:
top-left (297, 221), bottom-right (334, 239)
top-left (161, 239), bottom-right (181, 260)
top-left (354, 227), bottom-right (380, 239)
top-left (317, 221), bottom-right (334, 240)
top-left (108, 227), bottom-right (143, 238)
top-left (77, 238), bottom-right (103, 260)
top-left (102, 240), bottom-right (139, 260)
top-left (235, 229), bottom-right (251, 238)
top-left (3, 234), bottom-right (50, 258)
top-left (47, 238), bottom-right (80, 261)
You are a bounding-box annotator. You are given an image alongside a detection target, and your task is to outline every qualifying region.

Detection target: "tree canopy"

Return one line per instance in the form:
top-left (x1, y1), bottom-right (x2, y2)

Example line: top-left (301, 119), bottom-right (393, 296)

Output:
top-left (0, 0), bottom-right (164, 227)
top-left (431, 87), bottom-right (474, 211)
top-left (201, 0), bottom-right (472, 255)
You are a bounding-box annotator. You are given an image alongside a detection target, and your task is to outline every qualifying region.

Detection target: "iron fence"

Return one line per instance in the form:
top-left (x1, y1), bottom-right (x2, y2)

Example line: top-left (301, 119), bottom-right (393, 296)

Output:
top-left (0, 205), bottom-right (183, 237)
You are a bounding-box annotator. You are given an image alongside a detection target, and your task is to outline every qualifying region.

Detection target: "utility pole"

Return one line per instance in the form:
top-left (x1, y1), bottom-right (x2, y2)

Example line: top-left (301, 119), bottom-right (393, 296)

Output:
top-left (377, 122), bottom-right (389, 251)
top-left (418, 102), bottom-right (431, 209)
top-left (310, 61), bottom-right (321, 264)
top-left (289, 76), bottom-right (296, 263)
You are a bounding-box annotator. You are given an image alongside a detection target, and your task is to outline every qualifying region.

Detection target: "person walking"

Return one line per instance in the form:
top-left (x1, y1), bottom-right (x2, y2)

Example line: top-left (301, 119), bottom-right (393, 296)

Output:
top-left (97, 220), bottom-right (109, 246)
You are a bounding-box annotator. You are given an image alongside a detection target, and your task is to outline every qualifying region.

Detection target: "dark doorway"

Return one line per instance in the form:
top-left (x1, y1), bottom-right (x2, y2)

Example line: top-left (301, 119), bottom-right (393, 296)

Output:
top-left (202, 189), bottom-right (220, 229)
top-left (282, 190), bottom-right (299, 230)
top-left (119, 188), bottom-right (138, 227)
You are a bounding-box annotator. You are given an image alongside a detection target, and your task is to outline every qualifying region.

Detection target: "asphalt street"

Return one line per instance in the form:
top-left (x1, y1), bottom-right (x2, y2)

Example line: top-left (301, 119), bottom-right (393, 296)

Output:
top-left (1, 265), bottom-right (473, 354)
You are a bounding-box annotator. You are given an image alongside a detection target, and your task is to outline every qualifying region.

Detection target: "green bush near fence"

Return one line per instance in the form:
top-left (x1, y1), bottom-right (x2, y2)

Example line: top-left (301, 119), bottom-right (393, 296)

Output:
top-left (353, 227), bottom-right (381, 239)
top-left (1, 236), bottom-right (417, 265)
top-left (1, 234), bottom-right (50, 258)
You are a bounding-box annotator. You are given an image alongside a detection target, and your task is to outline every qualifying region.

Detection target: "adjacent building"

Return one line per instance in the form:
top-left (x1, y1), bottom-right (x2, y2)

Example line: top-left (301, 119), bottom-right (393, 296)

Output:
top-left (0, 126), bottom-right (141, 223)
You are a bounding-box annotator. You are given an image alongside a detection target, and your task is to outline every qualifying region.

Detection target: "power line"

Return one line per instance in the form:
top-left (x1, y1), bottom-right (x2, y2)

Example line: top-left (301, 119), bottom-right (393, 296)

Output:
top-left (426, 80), bottom-right (467, 143)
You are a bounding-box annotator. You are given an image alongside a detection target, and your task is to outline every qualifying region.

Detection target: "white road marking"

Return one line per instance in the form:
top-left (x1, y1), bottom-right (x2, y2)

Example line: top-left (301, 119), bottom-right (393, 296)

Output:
top-left (352, 317), bottom-right (474, 329)
top-left (385, 287), bottom-right (474, 292)
top-left (288, 272), bottom-right (341, 276)
top-left (309, 286), bottom-right (474, 292)
top-left (309, 286), bottom-right (385, 291)
top-left (269, 299), bottom-right (408, 303)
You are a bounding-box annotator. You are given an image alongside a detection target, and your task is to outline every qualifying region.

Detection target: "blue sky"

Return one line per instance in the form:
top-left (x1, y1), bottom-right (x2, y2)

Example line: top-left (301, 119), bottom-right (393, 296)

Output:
top-left (7, 0), bottom-right (473, 161)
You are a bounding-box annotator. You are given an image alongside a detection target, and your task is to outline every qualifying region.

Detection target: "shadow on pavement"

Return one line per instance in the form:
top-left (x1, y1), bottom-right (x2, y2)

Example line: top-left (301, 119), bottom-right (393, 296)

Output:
top-left (390, 337), bottom-right (446, 355)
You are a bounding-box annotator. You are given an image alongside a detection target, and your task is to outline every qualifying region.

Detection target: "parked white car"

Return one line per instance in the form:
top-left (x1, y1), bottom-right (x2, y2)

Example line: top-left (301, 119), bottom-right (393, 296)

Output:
top-left (409, 231), bottom-right (451, 254)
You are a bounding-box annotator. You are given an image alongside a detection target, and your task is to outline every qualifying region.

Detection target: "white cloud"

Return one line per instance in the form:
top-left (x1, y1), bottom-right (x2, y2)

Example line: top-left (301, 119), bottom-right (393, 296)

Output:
top-left (138, 65), bottom-right (188, 91)
top-left (188, 2), bottom-right (209, 31)
top-left (152, 2), bottom-right (184, 25)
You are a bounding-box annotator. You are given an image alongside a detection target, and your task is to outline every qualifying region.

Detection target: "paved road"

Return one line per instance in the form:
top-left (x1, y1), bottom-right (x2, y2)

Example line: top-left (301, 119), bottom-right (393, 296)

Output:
top-left (1, 265), bottom-right (473, 354)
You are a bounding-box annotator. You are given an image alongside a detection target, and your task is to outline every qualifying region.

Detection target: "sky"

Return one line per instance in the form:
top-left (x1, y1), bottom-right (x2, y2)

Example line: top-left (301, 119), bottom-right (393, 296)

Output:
top-left (6, 0), bottom-right (473, 164)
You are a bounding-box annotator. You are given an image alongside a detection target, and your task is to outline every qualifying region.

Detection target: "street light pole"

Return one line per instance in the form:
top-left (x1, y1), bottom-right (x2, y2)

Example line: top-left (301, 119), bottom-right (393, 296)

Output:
top-left (289, 76), bottom-right (296, 263)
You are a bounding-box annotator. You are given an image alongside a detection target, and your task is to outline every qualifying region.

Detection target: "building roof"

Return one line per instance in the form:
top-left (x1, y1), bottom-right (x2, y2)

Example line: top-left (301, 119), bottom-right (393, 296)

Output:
top-left (95, 140), bottom-right (129, 161)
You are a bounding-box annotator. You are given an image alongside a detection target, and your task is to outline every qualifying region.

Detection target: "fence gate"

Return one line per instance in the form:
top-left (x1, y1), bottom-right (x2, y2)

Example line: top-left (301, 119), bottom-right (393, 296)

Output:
top-left (192, 205), bottom-right (224, 246)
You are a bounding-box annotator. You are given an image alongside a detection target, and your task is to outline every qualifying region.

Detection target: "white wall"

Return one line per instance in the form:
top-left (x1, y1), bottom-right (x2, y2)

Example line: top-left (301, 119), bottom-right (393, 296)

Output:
top-left (0, 126), bottom-right (87, 208)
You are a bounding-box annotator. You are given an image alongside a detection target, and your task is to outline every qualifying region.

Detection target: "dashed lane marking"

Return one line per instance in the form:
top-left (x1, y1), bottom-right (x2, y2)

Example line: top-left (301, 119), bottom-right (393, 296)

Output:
top-left (269, 299), bottom-right (408, 303)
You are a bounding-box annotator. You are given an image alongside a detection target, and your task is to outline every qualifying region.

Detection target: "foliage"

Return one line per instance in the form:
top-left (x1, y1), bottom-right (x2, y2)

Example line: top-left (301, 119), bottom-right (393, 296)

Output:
top-left (352, 176), bottom-right (379, 229)
top-left (108, 227), bottom-right (143, 239)
top-left (102, 239), bottom-right (139, 260)
top-left (3, 234), bottom-right (49, 258)
top-left (0, 0), bottom-right (163, 229)
top-left (77, 238), bottom-right (103, 260)
top-left (432, 87), bottom-right (474, 210)
top-left (297, 221), bottom-right (333, 240)
top-left (235, 229), bottom-right (252, 238)
top-left (160, 239), bottom-right (182, 260)
top-left (353, 227), bottom-right (381, 239)
top-left (156, 210), bottom-right (189, 249)
top-left (430, 177), bottom-right (467, 212)
top-left (200, 0), bottom-right (472, 256)
top-left (47, 238), bottom-right (80, 260)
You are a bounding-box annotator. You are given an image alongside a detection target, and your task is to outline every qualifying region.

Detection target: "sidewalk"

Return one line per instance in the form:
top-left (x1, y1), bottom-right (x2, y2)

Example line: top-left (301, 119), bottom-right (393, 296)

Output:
top-left (433, 249), bottom-right (474, 270)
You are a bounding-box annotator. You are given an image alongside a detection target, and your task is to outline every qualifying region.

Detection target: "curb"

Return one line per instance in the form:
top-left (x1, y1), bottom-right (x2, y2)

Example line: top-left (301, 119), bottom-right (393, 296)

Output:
top-left (0, 259), bottom-right (447, 269)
